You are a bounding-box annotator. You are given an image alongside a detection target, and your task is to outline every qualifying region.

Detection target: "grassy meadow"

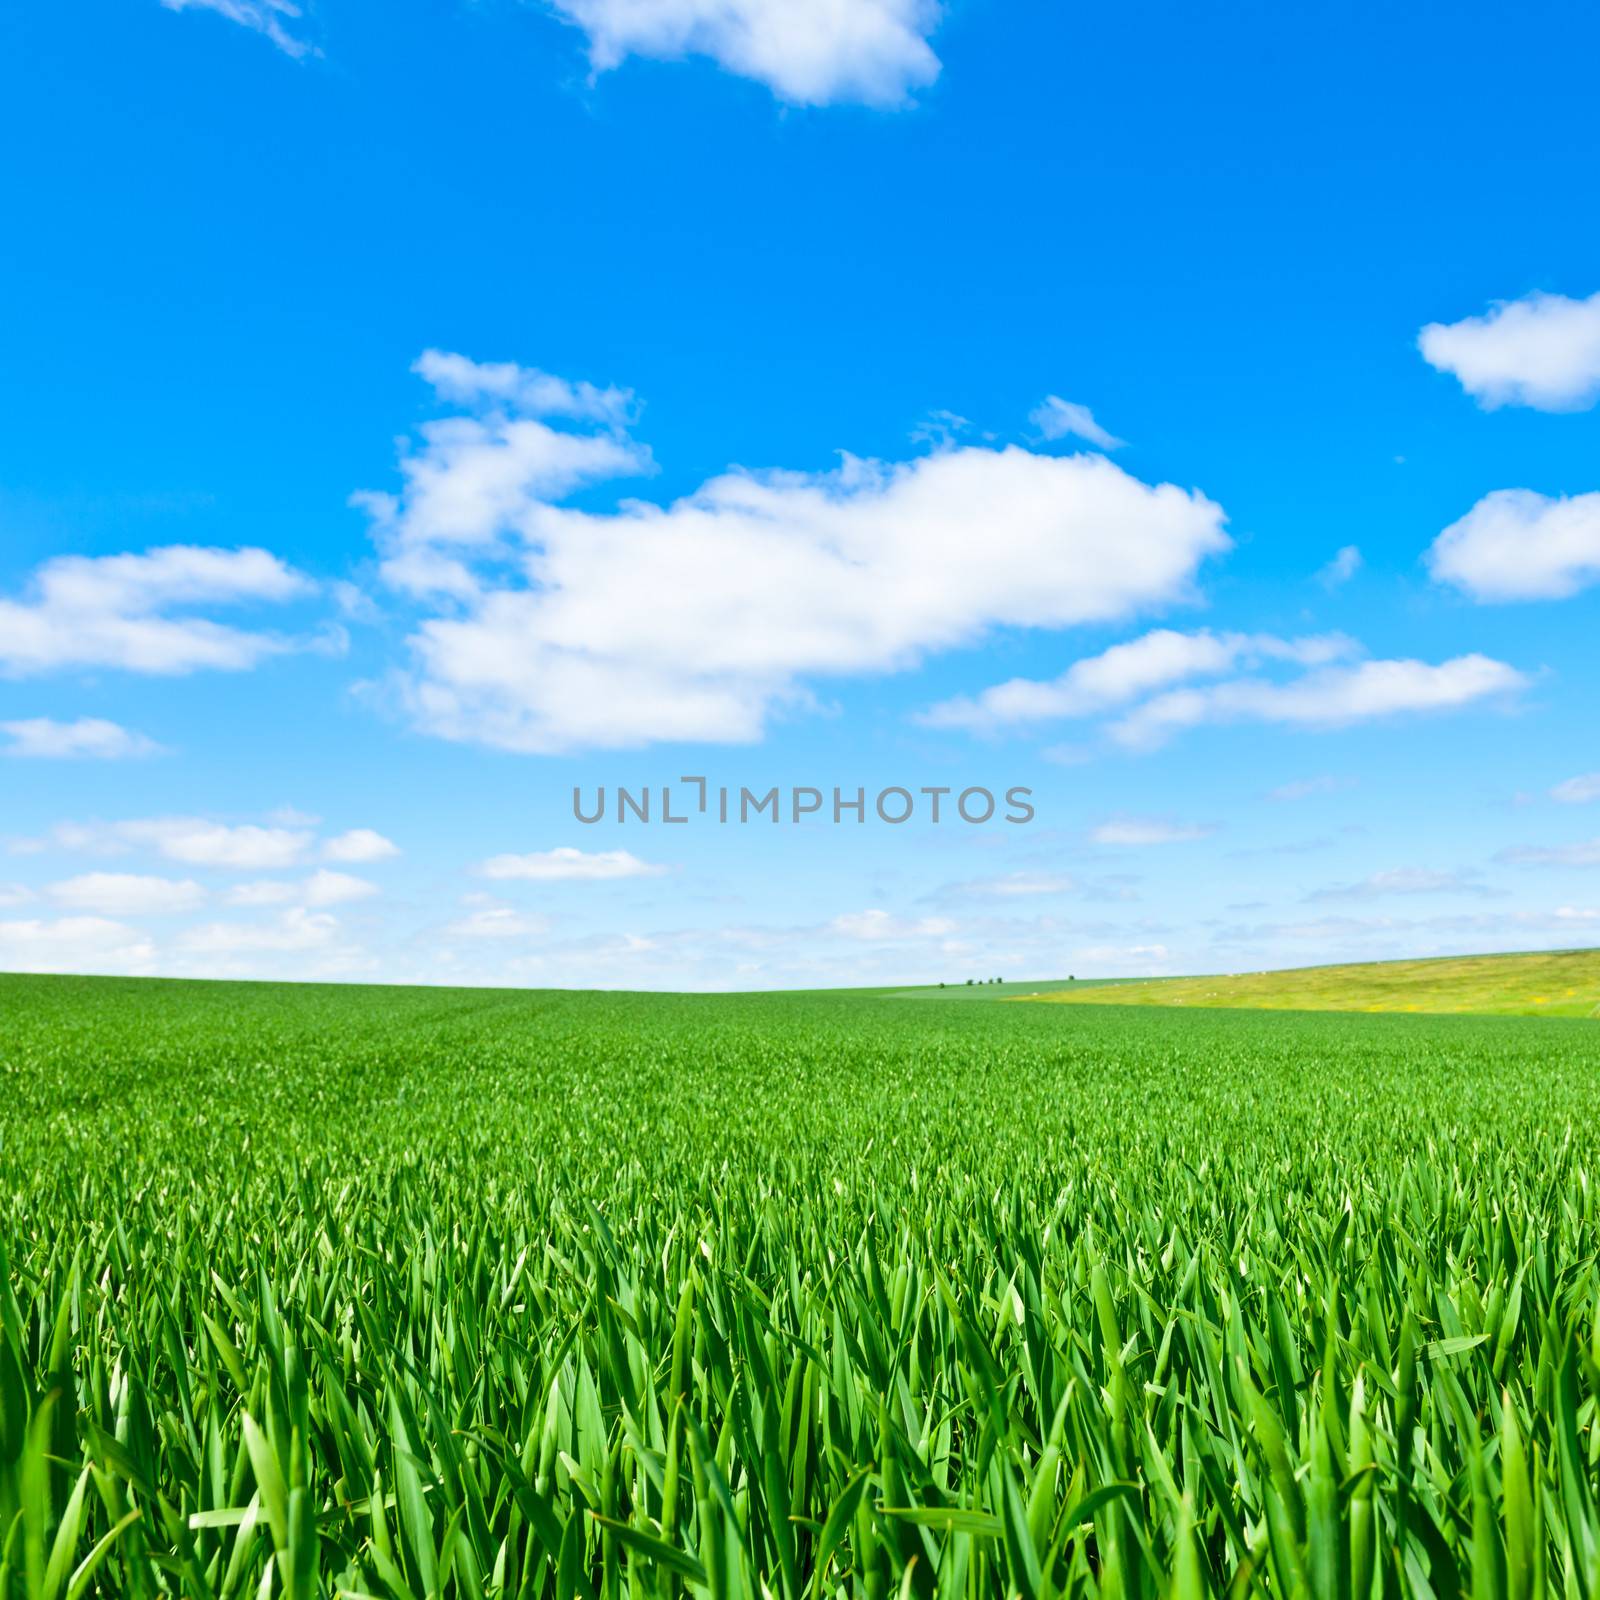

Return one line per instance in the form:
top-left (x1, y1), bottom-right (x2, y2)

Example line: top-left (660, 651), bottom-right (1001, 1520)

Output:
top-left (2, 970), bottom-right (1600, 1598)
top-left (1024, 949), bottom-right (1600, 1019)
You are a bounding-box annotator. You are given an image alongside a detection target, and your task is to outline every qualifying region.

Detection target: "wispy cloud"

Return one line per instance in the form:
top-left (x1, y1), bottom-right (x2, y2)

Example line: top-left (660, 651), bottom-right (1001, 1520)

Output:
top-left (445, 905), bottom-right (552, 939)
top-left (1552, 773), bottom-right (1600, 805)
top-left (18, 814), bottom-right (392, 872)
top-left (159, 0), bottom-right (317, 60)
top-left (46, 873), bottom-right (207, 916)
top-left (826, 909), bottom-right (957, 941)
top-left (1, 717), bottom-right (162, 759)
top-left (1316, 545), bottom-right (1362, 590)
top-left (1109, 654), bottom-right (1526, 749)
top-left (1266, 775), bottom-right (1353, 803)
top-left (1498, 838), bottom-right (1600, 868)
top-left (1090, 817), bottom-right (1216, 847)
top-left (1028, 396), bottom-right (1124, 450)
top-left (477, 847), bottom-right (665, 882)
top-left (0, 545), bottom-right (316, 677)
top-left (1306, 867), bottom-right (1500, 902)
top-left (919, 629), bottom-right (1348, 735)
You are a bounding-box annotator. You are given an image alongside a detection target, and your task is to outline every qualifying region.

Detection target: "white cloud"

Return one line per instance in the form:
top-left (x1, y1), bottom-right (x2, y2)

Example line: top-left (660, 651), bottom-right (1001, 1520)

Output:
top-left (177, 906), bottom-right (342, 954)
top-left (413, 350), bottom-right (634, 426)
top-left (1427, 489), bottom-right (1600, 602)
top-left (1, 718), bottom-right (162, 759)
top-left (545, 0), bottom-right (942, 106)
top-left (827, 909), bottom-right (957, 941)
top-left (38, 817), bottom-right (314, 869)
top-left (1317, 545), bottom-right (1362, 589)
top-left (1419, 290), bottom-right (1600, 411)
top-left (920, 628), bottom-right (1351, 733)
top-left (226, 870), bottom-right (377, 907)
top-left (322, 828), bottom-right (400, 863)
top-left (477, 847), bottom-right (665, 881)
top-left (362, 355), bottom-right (1230, 753)
top-left (1029, 397), bottom-right (1124, 450)
top-left (0, 916), bottom-right (155, 975)
top-left (1072, 942), bottom-right (1171, 969)
top-left (1091, 817), bottom-right (1215, 846)
top-left (127, 819), bottom-right (311, 869)
top-left (1110, 654), bottom-right (1526, 749)
top-left (1498, 838), bottom-right (1600, 868)
top-left (159, 0), bottom-right (315, 59)
top-left (0, 885), bottom-right (32, 908)
top-left (46, 873), bottom-right (207, 915)
top-left (0, 545), bottom-right (314, 677)
top-left (1267, 775), bottom-right (1351, 802)
top-left (945, 872), bottom-right (1078, 898)
top-left (445, 906), bottom-right (550, 939)
top-left (1552, 773), bottom-right (1600, 805)
top-left (1307, 868), bottom-right (1496, 902)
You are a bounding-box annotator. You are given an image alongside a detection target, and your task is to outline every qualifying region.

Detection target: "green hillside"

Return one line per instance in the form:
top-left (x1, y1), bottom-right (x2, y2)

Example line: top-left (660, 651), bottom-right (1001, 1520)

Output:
top-left (1027, 945), bottom-right (1600, 1017)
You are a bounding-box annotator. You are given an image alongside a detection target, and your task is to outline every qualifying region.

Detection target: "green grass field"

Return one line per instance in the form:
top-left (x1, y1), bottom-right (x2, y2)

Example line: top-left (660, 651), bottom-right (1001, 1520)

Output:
top-left (1025, 947), bottom-right (1600, 1018)
top-left (3, 971), bottom-right (1600, 1599)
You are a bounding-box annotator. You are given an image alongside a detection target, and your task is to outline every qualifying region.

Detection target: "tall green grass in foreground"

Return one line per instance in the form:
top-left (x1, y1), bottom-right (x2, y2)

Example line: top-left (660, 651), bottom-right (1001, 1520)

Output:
top-left (2, 974), bottom-right (1599, 1599)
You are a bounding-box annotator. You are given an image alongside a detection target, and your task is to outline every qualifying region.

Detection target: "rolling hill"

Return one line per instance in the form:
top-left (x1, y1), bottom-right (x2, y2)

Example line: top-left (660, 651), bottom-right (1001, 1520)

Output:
top-left (1023, 946), bottom-right (1600, 1017)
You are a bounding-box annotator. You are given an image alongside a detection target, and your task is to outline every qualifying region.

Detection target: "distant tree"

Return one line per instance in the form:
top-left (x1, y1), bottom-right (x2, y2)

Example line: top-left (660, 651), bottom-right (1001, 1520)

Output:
top-left (965, 978), bottom-right (974, 986)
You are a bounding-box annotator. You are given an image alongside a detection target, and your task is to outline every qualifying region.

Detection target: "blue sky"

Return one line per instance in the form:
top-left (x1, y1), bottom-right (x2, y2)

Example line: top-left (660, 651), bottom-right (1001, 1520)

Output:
top-left (3, 0), bottom-right (1599, 988)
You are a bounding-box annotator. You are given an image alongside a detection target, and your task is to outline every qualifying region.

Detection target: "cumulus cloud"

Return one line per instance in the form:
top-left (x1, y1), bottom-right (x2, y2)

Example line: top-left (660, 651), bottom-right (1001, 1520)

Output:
top-left (0, 545), bottom-right (314, 677)
top-left (1427, 489), bottom-right (1600, 602)
top-left (159, 0), bottom-right (316, 59)
top-left (23, 815), bottom-right (394, 871)
top-left (1110, 654), bottom-right (1526, 749)
top-left (1419, 290), bottom-right (1600, 411)
top-left (920, 629), bottom-right (1351, 734)
top-left (46, 873), bottom-right (207, 915)
top-left (322, 828), bottom-right (400, 862)
top-left (361, 354), bottom-right (1230, 753)
top-left (1091, 817), bottom-right (1215, 846)
top-left (545, 0), bottom-right (942, 106)
top-left (225, 870), bottom-right (377, 907)
top-left (1, 717), bottom-right (162, 759)
top-left (0, 916), bottom-right (155, 974)
top-left (1552, 773), bottom-right (1600, 804)
top-left (477, 846), bottom-right (665, 881)
top-left (25, 816), bottom-right (313, 869)
top-left (1028, 397), bottom-right (1124, 449)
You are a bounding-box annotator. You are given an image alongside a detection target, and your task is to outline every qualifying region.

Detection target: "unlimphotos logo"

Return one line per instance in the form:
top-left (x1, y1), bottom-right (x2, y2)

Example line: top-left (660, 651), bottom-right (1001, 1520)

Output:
top-left (574, 778), bottom-right (1035, 825)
